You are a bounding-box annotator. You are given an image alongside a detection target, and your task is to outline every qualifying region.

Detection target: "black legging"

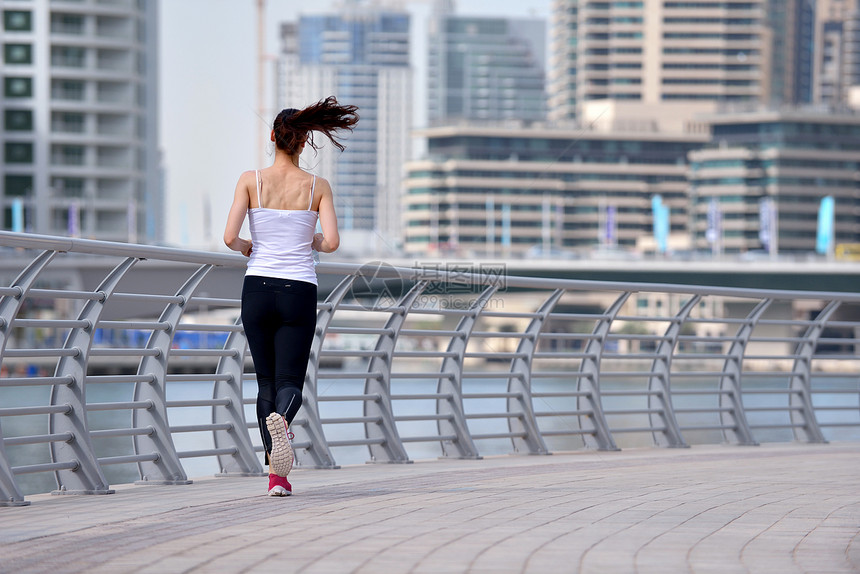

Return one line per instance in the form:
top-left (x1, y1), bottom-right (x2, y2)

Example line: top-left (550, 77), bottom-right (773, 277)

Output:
top-left (241, 275), bottom-right (317, 457)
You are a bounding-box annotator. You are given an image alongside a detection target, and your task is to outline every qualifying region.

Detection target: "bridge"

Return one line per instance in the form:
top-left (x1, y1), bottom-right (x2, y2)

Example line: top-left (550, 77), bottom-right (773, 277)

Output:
top-left (0, 231), bottom-right (858, 572)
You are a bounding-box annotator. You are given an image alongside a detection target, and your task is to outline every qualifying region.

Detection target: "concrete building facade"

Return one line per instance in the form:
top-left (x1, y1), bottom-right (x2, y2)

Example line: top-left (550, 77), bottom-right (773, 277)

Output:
top-left (403, 123), bottom-right (707, 257)
top-left (689, 109), bottom-right (860, 254)
top-left (814, 0), bottom-right (860, 107)
top-left (547, 0), bottom-right (820, 129)
top-left (549, 0), bottom-right (772, 122)
top-left (1, 0), bottom-right (161, 242)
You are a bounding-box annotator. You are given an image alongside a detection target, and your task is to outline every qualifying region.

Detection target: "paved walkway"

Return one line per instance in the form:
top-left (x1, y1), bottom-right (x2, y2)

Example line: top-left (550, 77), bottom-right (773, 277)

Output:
top-left (1, 443), bottom-right (859, 574)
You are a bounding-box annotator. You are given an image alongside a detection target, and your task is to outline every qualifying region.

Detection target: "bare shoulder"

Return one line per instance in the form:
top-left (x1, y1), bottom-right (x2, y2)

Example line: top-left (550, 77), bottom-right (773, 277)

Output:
top-left (310, 175), bottom-right (333, 212)
top-left (234, 170), bottom-right (258, 191)
top-left (313, 175), bottom-right (333, 195)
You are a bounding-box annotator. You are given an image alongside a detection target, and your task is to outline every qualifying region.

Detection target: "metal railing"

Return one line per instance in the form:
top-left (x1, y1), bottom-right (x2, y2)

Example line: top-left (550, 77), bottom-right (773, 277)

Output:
top-left (0, 231), bottom-right (858, 506)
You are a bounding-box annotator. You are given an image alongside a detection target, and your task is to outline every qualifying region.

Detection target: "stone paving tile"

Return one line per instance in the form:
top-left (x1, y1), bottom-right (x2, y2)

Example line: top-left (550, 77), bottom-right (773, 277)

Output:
top-left (0, 444), bottom-right (859, 573)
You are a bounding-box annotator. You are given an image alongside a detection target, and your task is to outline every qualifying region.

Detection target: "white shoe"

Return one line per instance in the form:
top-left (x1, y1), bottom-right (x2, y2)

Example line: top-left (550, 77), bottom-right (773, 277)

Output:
top-left (266, 413), bottom-right (294, 477)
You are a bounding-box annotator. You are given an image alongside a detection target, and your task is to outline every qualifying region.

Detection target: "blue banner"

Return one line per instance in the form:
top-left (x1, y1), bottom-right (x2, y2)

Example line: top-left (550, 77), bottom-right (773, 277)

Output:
top-left (12, 198), bottom-right (24, 233)
top-left (816, 196), bottom-right (834, 254)
top-left (652, 195), bottom-right (668, 253)
top-left (501, 203), bottom-right (511, 248)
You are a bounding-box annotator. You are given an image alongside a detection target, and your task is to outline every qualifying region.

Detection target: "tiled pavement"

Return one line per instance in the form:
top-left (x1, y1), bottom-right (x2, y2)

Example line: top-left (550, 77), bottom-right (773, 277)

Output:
top-left (1, 443), bottom-right (858, 573)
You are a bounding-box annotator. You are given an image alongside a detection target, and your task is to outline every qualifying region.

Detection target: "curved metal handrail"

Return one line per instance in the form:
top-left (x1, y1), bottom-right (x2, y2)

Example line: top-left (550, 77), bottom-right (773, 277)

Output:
top-left (0, 231), bottom-right (858, 506)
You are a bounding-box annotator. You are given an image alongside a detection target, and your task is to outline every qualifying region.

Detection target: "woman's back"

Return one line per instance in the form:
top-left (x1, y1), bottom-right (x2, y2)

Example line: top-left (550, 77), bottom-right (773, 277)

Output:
top-left (246, 168), bottom-right (319, 284)
top-left (253, 166), bottom-right (318, 211)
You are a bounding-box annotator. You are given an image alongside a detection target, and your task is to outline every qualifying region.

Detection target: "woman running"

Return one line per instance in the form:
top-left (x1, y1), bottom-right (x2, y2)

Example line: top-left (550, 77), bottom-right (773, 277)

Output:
top-left (223, 96), bottom-right (358, 496)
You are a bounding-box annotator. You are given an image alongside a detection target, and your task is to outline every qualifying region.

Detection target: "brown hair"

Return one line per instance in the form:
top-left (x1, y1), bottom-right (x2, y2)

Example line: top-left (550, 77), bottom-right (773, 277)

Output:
top-left (272, 96), bottom-right (359, 155)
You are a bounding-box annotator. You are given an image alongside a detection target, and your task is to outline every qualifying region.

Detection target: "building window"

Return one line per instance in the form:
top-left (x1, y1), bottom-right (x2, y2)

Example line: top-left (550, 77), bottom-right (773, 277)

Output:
top-left (4, 43), bottom-right (32, 64)
top-left (97, 48), bottom-right (131, 71)
top-left (51, 177), bottom-right (85, 197)
top-left (4, 175), bottom-right (33, 197)
top-left (97, 81), bottom-right (128, 103)
top-left (51, 79), bottom-right (85, 100)
top-left (4, 109), bottom-right (33, 131)
top-left (5, 142), bottom-right (34, 164)
top-left (51, 13), bottom-right (85, 35)
top-left (3, 10), bottom-right (32, 31)
top-left (4, 77), bottom-right (33, 98)
top-left (52, 46), bottom-right (86, 67)
top-left (52, 144), bottom-right (86, 166)
top-left (4, 207), bottom-right (17, 230)
top-left (52, 111), bottom-right (85, 133)
top-left (97, 14), bottom-right (131, 38)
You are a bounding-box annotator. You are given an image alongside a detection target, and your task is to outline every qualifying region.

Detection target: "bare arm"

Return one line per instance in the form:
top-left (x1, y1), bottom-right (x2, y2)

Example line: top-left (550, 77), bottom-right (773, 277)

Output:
top-left (223, 171), bottom-right (254, 257)
top-left (311, 178), bottom-right (340, 253)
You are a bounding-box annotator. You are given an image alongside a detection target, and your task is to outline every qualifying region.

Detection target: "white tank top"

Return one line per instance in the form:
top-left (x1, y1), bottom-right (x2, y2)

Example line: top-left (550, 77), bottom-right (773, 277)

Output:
top-left (245, 170), bottom-right (319, 285)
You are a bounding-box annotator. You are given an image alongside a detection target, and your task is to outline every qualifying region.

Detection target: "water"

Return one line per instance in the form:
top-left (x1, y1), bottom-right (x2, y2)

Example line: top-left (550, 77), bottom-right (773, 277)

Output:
top-left (2, 374), bottom-right (858, 496)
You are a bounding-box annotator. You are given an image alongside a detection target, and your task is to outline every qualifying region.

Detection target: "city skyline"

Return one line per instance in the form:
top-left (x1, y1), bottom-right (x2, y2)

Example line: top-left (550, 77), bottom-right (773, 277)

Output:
top-left (159, 0), bottom-right (551, 249)
top-left (4, 1), bottom-right (855, 255)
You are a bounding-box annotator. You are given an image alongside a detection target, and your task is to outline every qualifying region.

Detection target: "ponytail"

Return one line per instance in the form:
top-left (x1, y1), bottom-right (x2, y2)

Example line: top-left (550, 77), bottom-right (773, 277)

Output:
top-left (272, 96), bottom-right (359, 155)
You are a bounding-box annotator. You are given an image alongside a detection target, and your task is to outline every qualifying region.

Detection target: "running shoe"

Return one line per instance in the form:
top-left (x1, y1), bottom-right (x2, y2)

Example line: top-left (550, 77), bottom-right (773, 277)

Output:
top-left (265, 412), bottom-right (294, 477)
top-left (267, 473), bottom-right (292, 497)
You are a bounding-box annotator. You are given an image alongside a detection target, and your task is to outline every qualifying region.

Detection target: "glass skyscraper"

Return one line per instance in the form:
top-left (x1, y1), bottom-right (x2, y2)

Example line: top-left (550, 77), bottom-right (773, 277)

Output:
top-left (768, 0), bottom-right (816, 106)
top-left (278, 7), bottom-right (411, 252)
top-left (427, 14), bottom-right (546, 123)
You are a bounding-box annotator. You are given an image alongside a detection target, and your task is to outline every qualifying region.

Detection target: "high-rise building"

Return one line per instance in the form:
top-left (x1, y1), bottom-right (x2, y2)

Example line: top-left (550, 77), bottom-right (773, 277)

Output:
top-left (689, 109), bottom-right (860, 254)
top-left (548, 0), bottom-right (797, 130)
top-left (1, 0), bottom-right (161, 243)
top-left (847, 11), bottom-right (860, 106)
top-left (427, 13), bottom-right (546, 123)
top-left (768, 0), bottom-right (816, 106)
top-left (547, 0), bottom-right (578, 123)
top-left (814, 0), bottom-right (860, 107)
top-left (277, 5), bottom-right (411, 253)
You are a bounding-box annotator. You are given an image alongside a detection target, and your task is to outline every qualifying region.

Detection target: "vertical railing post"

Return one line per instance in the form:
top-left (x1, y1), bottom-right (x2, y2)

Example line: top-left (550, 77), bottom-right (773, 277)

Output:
top-left (0, 250), bottom-right (55, 506)
top-left (294, 275), bottom-right (357, 469)
top-left (212, 317), bottom-right (263, 476)
top-left (49, 257), bottom-right (138, 494)
top-left (133, 265), bottom-right (212, 484)
top-left (363, 281), bottom-right (428, 463)
top-left (719, 298), bottom-right (771, 446)
top-left (647, 295), bottom-right (701, 448)
top-left (507, 289), bottom-right (564, 455)
top-left (436, 285), bottom-right (498, 459)
top-left (0, 423), bottom-right (28, 506)
top-left (576, 292), bottom-right (629, 451)
top-left (788, 301), bottom-right (839, 443)
top-left (0, 250), bottom-right (55, 358)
